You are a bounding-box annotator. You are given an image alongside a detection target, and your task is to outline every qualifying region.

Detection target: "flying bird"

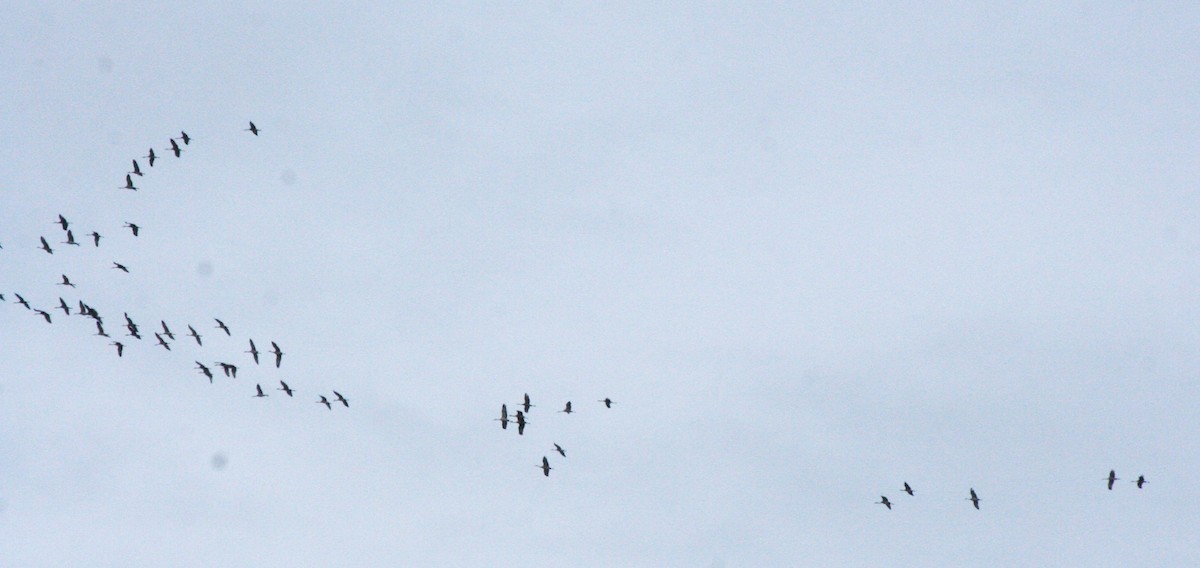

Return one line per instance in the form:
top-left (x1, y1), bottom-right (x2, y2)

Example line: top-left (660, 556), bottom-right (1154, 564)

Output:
top-left (112, 262), bottom-right (129, 273)
top-left (245, 121), bottom-right (260, 135)
top-left (129, 159), bottom-right (143, 177)
top-left (215, 362), bottom-right (238, 378)
top-left (160, 321), bottom-right (174, 340)
top-left (214, 318), bottom-right (231, 335)
top-left (278, 381), bottom-right (294, 397)
top-left (144, 148), bottom-right (157, 166)
top-left (270, 341), bottom-right (283, 368)
top-left (14, 293), bottom-right (31, 309)
top-left (254, 384), bottom-right (268, 398)
top-left (539, 456), bottom-right (552, 477)
top-left (111, 341), bottom-right (124, 357)
top-left (94, 320), bottom-right (109, 337)
top-left (599, 397), bottom-right (614, 408)
top-left (39, 236), bottom-right (53, 254)
top-left (521, 393), bottom-right (534, 413)
top-left (876, 496), bottom-right (892, 510)
top-left (122, 174), bottom-right (138, 191)
top-left (125, 324), bottom-right (142, 340)
top-left (55, 215), bottom-right (69, 230)
top-left (195, 362), bottom-right (213, 382)
top-left (967, 488), bottom-right (981, 510)
top-left (318, 396), bottom-right (332, 410)
top-left (332, 391), bottom-right (349, 407)
top-left (62, 230), bottom-right (79, 246)
top-left (495, 404), bottom-right (510, 429)
top-left (553, 443), bottom-right (566, 458)
top-left (1107, 470), bottom-right (1119, 491)
top-left (89, 231), bottom-right (101, 246)
top-left (902, 482), bottom-right (914, 496)
top-left (178, 131), bottom-right (190, 145)
top-left (168, 138), bottom-right (183, 157)
top-left (559, 401), bottom-right (573, 414)
top-left (1133, 475), bottom-right (1147, 489)
top-left (123, 222), bottom-right (140, 236)
top-left (34, 309), bottom-right (52, 323)
top-left (57, 298), bottom-right (71, 316)
top-left (187, 325), bottom-right (202, 345)
top-left (154, 333), bottom-right (171, 351)
top-left (515, 410), bottom-right (527, 435)
top-left (58, 274), bottom-right (76, 288)
top-left (246, 339), bottom-right (260, 364)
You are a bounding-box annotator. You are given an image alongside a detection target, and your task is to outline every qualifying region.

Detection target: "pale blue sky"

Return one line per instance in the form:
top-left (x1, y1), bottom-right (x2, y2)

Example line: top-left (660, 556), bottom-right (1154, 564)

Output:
top-left (2, 2), bottom-right (1199, 566)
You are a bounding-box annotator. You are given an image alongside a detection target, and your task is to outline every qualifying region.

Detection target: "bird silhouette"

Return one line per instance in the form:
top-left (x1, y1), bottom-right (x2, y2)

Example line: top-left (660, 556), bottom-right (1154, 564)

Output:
top-left (559, 401), bottom-right (573, 414)
top-left (1107, 470), bottom-right (1118, 491)
top-left (125, 324), bottom-right (142, 340)
top-left (160, 321), bottom-right (174, 340)
top-left (515, 410), bottom-right (527, 435)
top-left (245, 121), bottom-right (260, 135)
top-left (62, 230), bottom-right (80, 246)
top-left (58, 274), bottom-right (76, 288)
top-left (195, 362), bottom-right (214, 382)
top-left (154, 333), bottom-right (171, 351)
top-left (144, 148), bottom-right (157, 166)
top-left (178, 131), bottom-right (190, 145)
top-left (112, 262), bottom-right (129, 273)
top-left (270, 341), bottom-right (284, 368)
top-left (495, 404), bottom-right (510, 429)
top-left (129, 159), bottom-right (143, 177)
top-left (553, 443), bottom-right (566, 458)
top-left (214, 318), bottom-right (231, 335)
top-left (187, 325), bottom-right (203, 346)
top-left (14, 293), bottom-right (31, 309)
top-left (278, 381), bottom-right (294, 397)
top-left (539, 456), bottom-right (551, 477)
top-left (318, 396), bottom-right (332, 410)
top-left (246, 339), bottom-right (260, 364)
top-left (254, 384), bottom-right (268, 398)
top-left (215, 362), bottom-right (238, 378)
top-left (521, 393), bottom-right (534, 413)
top-left (122, 174), bottom-right (138, 191)
top-left (88, 231), bottom-right (101, 246)
top-left (599, 397), bottom-right (614, 408)
top-left (902, 482), bottom-right (914, 496)
top-left (55, 214), bottom-right (69, 231)
top-left (967, 488), bottom-right (981, 510)
top-left (1133, 475), bottom-right (1147, 489)
top-left (57, 298), bottom-right (71, 316)
top-left (34, 309), bottom-right (52, 323)
top-left (123, 222), bottom-right (140, 237)
top-left (332, 391), bottom-right (349, 407)
top-left (39, 236), bottom-right (53, 254)
top-left (94, 320), bottom-right (109, 337)
top-left (168, 138), bottom-right (183, 157)
top-left (876, 496), bottom-right (892, 510)
top-left (111, 341), bottom-right (124, 357)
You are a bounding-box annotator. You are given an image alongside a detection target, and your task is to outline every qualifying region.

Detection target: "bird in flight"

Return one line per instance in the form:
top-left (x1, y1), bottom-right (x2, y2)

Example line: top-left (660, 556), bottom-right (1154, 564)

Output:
top-left (1107, 470), bottom-right (1119, 491)
top-left (160, 321), bottom-right (175, 340)
top-left (111, 341), bottom-right (124, 357)
top-left (495, 404), bottom-right (510, 429)
top-left (125, 324), bottom-right (142, 340)
top-left (539, 456), bottom-right (552, 477)
top-left (553, 443), bottom-right (566, 458)
top-left (129, 159), bottom-right (143, 177)
top-left (154, 333), bottom-right (171, 351)
top-left (270, 341), bottom-right (284, 368)
top-left (58, 274), bottom-right (76, 288)
top-left (254, 384), bottom-right (268, 398)
top-left (112, 262), bottom-right (130, 273)
top-left (902, 482), bottom-right (914, 496)
top-left (55, 215), bottom-right (69, 230)
top-left (278, 381), bottom-right (294, 397)
top-left (123, 222), bottom-right (140, 237)
top-left (876, 496), bottom-right (892, 510)
top-left (177, 131), bottom-right (190, 145)
top-left (62, 230), bottom-right (80, 246)
top-left (521, 393), bottom-right (534, 413)
top-left (187, 325), bottom-right (203, 346)
top-left (1133, 475), bottom-right (1147, 489)
top-left (559, 401), bottom-right (573, 414)
top-left (57, 298), bottom-right (71, 316)
top-left (122, 174), bottom-right (138, 191)
top-left (89, 231), bottom-right (102, 247)
top-left (245, 121), bottom-right (260, 136)
top-left (34, 309), bottom-right (52, 323)
top-left (318, 396), bottom-right (332, 410)
top-left (144, 148), bottom-right (157, 167)
top-left (599, 397), bottom-right (614, 408)
top-left (14, 293), bottom-right (31, 309)
top-left (39, 236), bottom-right (53, 254)
top-left (215, 362), bottom-right (238, 378)
top-left (195, 362), bottom-right (214, 382)
top-left (168, 138), bottom-right (183, 158)
top-left (515, 410), bottom-right (527, 435)
top-left (94, 320), bottom-right (109, 337)
top-left (967, 488), bottom-right (981, 510)
top-left (246, 339), bottom-right (260, 364)
top-left (214, 318), bottom-right (231, 335)
top-left (332, 391), bottom-right (349, 407)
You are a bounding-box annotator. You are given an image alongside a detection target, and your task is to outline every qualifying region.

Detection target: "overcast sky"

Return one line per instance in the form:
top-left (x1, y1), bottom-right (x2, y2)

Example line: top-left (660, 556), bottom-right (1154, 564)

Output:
top-left (2, 2), bottom-right (1199, 566)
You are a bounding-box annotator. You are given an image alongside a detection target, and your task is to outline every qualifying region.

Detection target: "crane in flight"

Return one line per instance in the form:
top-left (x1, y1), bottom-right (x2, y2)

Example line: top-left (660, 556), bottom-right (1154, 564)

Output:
top-left (1107, 470), bottom-right (1119, 491)
top-left (122, 174), bottom-right (138, 191)
top-left (559, 401), bottom-right (573, 414)
top-left (270, 341), bottom-right (284, 367)
top-left (246, 339), bottom-right (260, 364)
top-left (876, 496), bottom-right (892, 510)
top-left (902, 482), bottom-right (914, 496)
top-left (187, 325), bottom-right (203, 346)
top-left (495, 404), bottom-right (510, 429)
top-left (553, 443), bottom-right (566, 458)
top-left (317, 396), bottom-right (332, 410)
top-left (967, 488), bottom-right (980, 510)
top-left (245, 121), bottom-right (261, 136)
top-left (254, 384), bottom-right (268, 398)
top-left (539, 456), bottom-right (551, 477)
top-left (1133, 475), bottom-right (1147, 489)
top-left (278, 381), bottom-right (294, 397)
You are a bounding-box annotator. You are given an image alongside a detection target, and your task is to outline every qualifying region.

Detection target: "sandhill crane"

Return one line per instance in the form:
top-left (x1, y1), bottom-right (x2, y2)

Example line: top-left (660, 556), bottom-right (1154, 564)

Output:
top-left (903, 482), bottom-right (914, 496)
top-left (196, 362), bottom-right (213, 382)
top-left (539, 456), bottom-right (551, 477)
top-left (111, 341), bottom-right (124, 357)
top-left (62, 230), bottom-right (79, 246)
top-left (332, 391), bottom-right (349, 407)
top-left (876, 496), bottom-right (892, 510)
top-left (245, 121), bottom-right (260, 135)
top-left (124, 312), bottom-right (136, 327)
top-left (56, 214), bottom-right (69, 230)
top-left (144, 148), bottom-right (157, 166)
top-left (553, 443), bottom-right (566, 458)
top-left (126, 324), bottom-right (142, 340)
top-left (160, 321), bottom-right (174, 340)
top-left (58, 274), bottom-right (76, 288)
top-left (967, 488), bottom-right (980, 510)
top-left (34, 309), bottom-right (52, 323)
top-left (1107, 470), bottom-right (1118, 491)
top-left (14, 294), bottom-right (31, 309)
top-left (254, 384), bottom-right (268, 398)
top-left (123, 222), bottom-right (140, 236)
top-left (599, 397), bottom-right (614, 408)
top-left (57, 298), bottom-right (71, 316)
top-left (559, 401), bottom-right (573, 414)
top-left (1133, 475), bottom-right (1147, 489)
top-left (129, 159), bottom-right (143, 177)
top-left (270, 341), bottom-right (284, 367)
top-left (168, 138), bottom-right (183, 157)
top-left (187, 325), bottom-right (202, 346)
top-left (39, 236), bottom-right (53, 254)
top-left (214, 318), bottom-right (231, 335)
top-left (215, 362), bottom-right (237, 378)
top-left (495, 404), bottom-right (510, 429)
top-left (122, 174), bottom-right (138, 190)
top-left (515, 410), bottom-right (527, 435)
top-left (89, 231), bottom-right (101, 246)
top-left (112, 262), bottom-right (129, 273)
top-left (246, 339), bottom-right (260, 364)
top-left (178, 131), bottom-right (190, 145)
top-left (95, 320), bottom-right (109, 337)
top-left (318, 396), bottom-right (332, 410)
top-left (154, 333), bottom-right (171, 351)
top-left (278, 381), bottom-right (294, 397)
top-left (521, 393), bottom-right (534, 413)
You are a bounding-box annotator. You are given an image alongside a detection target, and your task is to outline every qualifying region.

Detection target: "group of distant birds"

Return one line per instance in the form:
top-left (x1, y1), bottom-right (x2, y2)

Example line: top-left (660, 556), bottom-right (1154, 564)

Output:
top-left (495, 394), bottom-right (616, 477)
top-left (875, 470), bottom-right (1148, 511)
top-left (3, 121), bottom-right (348, 410)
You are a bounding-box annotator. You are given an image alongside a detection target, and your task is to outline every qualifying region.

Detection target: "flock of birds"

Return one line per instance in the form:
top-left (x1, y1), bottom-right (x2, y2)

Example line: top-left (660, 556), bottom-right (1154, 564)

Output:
top-left (495, 394), bottom-right (617, 477)
top-left (3, 122), bottom-right (349, 410)
top-left (874, 470), bottom-right (1148, 511)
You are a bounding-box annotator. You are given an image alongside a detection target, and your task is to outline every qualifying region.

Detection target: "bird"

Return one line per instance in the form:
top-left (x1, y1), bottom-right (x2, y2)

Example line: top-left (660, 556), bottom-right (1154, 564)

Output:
top-left (144, 148), bottom-right (157, 166)
top-left (1107, 470), bottom-right (1119, 491)
top-left (160, 321), bottom-right (174, 340)
top-left (318, 396), bottom-right (332, 410)
top-left (515, 410), bottom-right (527, 435)
top-left (88, 231), bottom-right (101, 246)
top-left (332, 391), bottom-right (349, 407)
top-left (39, 236), bottom-right (53, 254)
top-left (62, 230), bottom-right (79, 246)
top-left (111, 341), bottom-right (124, 357)
top-left (187, 325), bottom-right (202, 346)
top-left (254, 384), bottom-right (268, 398)
top-left (55, 215), bottom-right (69, 230)
top-left (245, 121), bottom-right (260, 135)
top-left (112, 262), bottom-right (130, 273)
top-left (559, 401), bottom-right (573, 414)
top-left (168, 138), bottom-right (183, 157)
top-left (154, 333), bottom-right (171, 351)
top-left (553, 443), bottom-right (566, 458)
top-left (278, 381), bottom-right (294, 397)
top-left (125, 323), bottom-right (142, 340)
top-left (246, 339), bottom-right (260, 364)
top-left (124, 312), bottom-right (136, 327)
top-left (94, 320), bottom-right (109, 337)
top-left (495, 404), bottom-right (510, 429)
top-left (34, 309), bottom-right (52, 323)
top-left (902, 482), bottom-right (914, 496)
top-left (177, 131), bottom-right (190, 145)
top-left (123, 222), bottom-right (140, 237)
top-left (121, 174), bottom-right (138, 190)
top-left (876, 496), bottom-right (892, 510)
top-left (521, 393), bottom-right (534, 413)
top-left (539, 456), bottom-right (552, 477)
top-left (270, 341), bottom-right (284, 368)
top-left (1133, 475), bottom-right (1147, 489)
top-left (14, 293), bottom-right (31, 309)
top-left (195, 362), bottom-right (213, 382)
top-left (214, 318), bottom-right (231, 335)
top-left (56, 298), bottom-right (71, 316)
top-left (129, 159), bottom-right (143, 177)
top-left (215, 362), bottom-right (237, 378)
top-left (599, 397), bottom-right (614, 408)
top-left (967, 488), bottom-right (981, 510)
top-left (58, 274), bottom-right (76, 288)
